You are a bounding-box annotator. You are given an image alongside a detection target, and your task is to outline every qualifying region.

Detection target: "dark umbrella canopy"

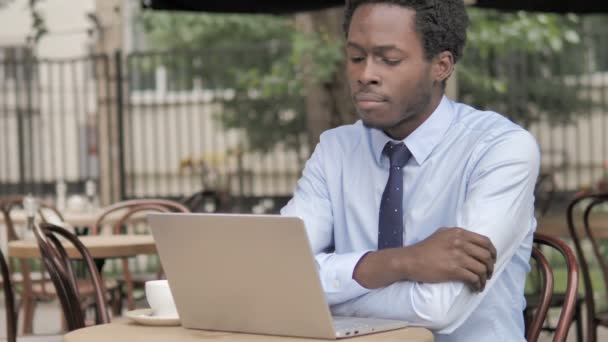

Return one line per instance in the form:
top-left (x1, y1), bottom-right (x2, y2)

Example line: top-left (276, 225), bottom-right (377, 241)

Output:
top-left (142, 0), bottom-right (608, 14)
top-left (141, 0), bottom-right (344, 14)
top-left (475, 0), bottom-right (608, 14)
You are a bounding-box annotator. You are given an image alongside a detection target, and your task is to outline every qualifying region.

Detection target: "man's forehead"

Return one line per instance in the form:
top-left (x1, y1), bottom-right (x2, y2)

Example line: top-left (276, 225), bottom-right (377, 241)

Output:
top-left (346, 3), bottom-right (417, 50)
top-left (347, 4), bottom-right (418, 46)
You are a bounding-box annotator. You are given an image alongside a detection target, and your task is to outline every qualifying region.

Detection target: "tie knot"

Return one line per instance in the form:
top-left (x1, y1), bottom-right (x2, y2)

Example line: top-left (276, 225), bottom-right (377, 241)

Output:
top-left (384, 142), bottom-right (411, 168)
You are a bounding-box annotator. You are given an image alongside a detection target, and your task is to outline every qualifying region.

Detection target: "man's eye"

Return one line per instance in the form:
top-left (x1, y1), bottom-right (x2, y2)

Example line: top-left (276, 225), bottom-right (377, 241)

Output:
top-left (383, 58), bottom-right (401, 66)
top-left (349, 56), bottom-right (365, 63)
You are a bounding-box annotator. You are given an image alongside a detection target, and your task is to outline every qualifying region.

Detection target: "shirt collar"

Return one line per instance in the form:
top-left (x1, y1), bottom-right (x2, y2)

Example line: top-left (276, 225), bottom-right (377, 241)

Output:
top-left (370, 95), bottom-right (455, 166)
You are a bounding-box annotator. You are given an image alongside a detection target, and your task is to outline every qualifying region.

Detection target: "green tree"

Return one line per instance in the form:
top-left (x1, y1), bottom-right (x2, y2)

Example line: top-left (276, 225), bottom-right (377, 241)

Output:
top-left (459, 9), bottom-right (595, 127)
top-left (139, 8), bottom-right (605, 154)
top-left (139, 10), bottom-right (343, 157)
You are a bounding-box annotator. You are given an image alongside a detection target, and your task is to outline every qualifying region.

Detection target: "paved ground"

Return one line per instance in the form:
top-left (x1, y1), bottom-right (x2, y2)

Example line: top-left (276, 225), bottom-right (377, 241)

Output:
top-left (0, 297), bottom-right (607, 341)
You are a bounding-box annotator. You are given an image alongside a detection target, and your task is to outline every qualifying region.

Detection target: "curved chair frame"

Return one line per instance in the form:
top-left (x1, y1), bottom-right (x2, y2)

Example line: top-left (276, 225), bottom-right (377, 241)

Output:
top-left (33, 222), bottom-right (110, 331)
top-left (527, 245), bottom-right (555, 342)
top-left (1, 247), bottom-right (17, 342)
top-left (0, 195), bottom-right (65, 334)
top-left (90, 199), bottom-right (190, 310)
top-left (91, 199), bottom-right (189, 235)
top-left (533, 232), bottom-right (579, 341)
top-left (566, 192), bottom-right (608, 342)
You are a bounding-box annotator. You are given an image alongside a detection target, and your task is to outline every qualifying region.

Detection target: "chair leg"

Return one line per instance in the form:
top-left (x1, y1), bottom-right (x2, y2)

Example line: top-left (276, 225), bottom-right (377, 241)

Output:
top-left (122, 258), bottom-right (135, 310)
top-left (574, 302), bottom-right (583, 342)
top-left (61, 314), bottom-right (68, 332)
top-left (19, 258), bottom-right (36, 334)
top-left (22, 295), bottom-right (36, 334)
top-left (111, 286), bottom-right (122, 316)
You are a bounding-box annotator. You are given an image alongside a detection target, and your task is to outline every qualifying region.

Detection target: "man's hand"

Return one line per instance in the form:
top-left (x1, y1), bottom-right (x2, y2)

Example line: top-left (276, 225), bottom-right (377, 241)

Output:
top-left (353, 227), bottom-right (496, 292)
top-left (400, 227), bottom-right (497, 291)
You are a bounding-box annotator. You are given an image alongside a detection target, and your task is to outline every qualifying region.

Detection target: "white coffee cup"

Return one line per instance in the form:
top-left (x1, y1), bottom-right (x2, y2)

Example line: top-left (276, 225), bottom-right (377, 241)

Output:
top-left (145, 280), bottom-right (178, 318)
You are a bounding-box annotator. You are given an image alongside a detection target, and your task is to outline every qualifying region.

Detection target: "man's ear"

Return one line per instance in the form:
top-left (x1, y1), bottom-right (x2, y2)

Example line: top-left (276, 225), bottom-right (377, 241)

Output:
top-left (433, 51), bottom-right (455, 84)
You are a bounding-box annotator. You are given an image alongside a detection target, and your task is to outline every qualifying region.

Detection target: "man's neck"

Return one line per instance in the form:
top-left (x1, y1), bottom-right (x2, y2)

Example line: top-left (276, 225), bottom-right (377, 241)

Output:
top-left (384, 92), bottom-right (444, 140)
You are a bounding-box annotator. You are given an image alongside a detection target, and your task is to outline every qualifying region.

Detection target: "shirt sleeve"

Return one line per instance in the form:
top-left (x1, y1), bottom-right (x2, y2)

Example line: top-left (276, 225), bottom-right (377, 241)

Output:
top-left (281, 136), bottom-right (372, 305)
top-left (330, 130), bottom-right (540, 332)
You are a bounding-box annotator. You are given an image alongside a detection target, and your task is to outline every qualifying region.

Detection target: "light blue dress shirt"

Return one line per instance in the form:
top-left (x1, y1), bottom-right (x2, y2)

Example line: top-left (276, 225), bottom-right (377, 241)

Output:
top-left (281, 96), bottom-right (540, 341)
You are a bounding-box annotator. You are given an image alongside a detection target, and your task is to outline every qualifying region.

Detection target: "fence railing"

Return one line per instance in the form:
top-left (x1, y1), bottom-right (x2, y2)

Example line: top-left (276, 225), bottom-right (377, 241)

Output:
top-left (0, 27), bottom-right (607, 211)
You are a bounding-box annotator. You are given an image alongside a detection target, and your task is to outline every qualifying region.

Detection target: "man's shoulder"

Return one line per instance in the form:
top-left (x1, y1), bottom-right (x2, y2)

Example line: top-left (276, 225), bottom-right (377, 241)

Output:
top-left (451, 101), bottom-right (539, 160)
top-left (318, 121), bottom-right (366, 151)
top-left (451, 101), bottom-right (532, 140)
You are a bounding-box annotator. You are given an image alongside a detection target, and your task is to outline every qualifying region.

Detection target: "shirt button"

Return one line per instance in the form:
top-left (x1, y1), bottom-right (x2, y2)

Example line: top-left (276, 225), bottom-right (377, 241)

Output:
top-left (333, 279), bottom-right (340, 289)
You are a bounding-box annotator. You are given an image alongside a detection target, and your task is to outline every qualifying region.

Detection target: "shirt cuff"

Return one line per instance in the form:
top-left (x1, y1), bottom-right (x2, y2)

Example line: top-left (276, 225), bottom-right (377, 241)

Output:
top-left (316, 250), bottom-right (373, 305)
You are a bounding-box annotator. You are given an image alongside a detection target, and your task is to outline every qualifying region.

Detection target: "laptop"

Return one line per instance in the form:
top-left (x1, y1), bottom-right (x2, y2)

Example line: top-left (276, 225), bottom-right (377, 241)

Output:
top-left (148, 213), bottom-right (408, 339)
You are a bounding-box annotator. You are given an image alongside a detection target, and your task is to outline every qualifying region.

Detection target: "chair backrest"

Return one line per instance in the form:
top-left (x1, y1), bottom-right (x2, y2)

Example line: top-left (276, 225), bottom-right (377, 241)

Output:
top-left (534, 172), bottom-right (557, 217)
top-left (181, 189), bottom-right (227, 213)
top-left (533, 232), bottom-right (579, 342)
top-left (566, 192), bottom-right (608, 342)
top-left (527, 246), bottom-right (554, 342)
top-left (1, 195), bottom-right (64, 296)
top-left (582, 194), bottom-right (608, 309)
top-left (0, 248), bottom-right (17, 342)
top-left (33, 222), bottom-right (110, 331)
top-left (91, 199), bottom-right (190, 235)
top-left (1, 195), bottom-right (64, 242)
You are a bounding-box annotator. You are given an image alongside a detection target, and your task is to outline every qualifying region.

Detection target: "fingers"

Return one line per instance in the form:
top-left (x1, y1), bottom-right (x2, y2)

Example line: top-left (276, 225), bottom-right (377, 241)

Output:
top-left (464, 231), bottom-right (497, 261)
top-left (456, 267), bottom-right (483, 292)
top-left (448, 227), bottom-right (497, 262)
top-left (456, 252), bottom-right (488, 291)
top-left (463, 242), bottom-right (495, 279)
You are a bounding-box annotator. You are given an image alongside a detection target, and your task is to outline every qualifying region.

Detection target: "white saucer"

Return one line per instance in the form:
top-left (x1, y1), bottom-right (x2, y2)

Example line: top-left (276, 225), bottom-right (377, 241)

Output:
top-left (125, 309), bottom-right (180, 326)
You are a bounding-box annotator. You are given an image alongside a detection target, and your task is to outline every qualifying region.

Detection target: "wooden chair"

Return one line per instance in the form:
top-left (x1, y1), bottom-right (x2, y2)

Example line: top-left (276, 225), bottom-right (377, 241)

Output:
top-left (1, 195), bottom-right (65, 242)
top-left (566, 192), bottom-right (608, 342)
top-left (1, 195), bottom-right (63, 334)
top-left (91, 199), bottom-right (190, 310)
top-left (526, 176), bottom-right (585, 342)
top-left (1, 245), bottom-right (17, 342)
top-left (0, 195), bottom-right (120, 334)
top-left (181, 189), bottom-right (230, 213)
top-left (526, 245), bottom-right (554, 342)
top-left (1, 243), bottom-right (62, 342)
top-left (32, 222), bottom-right (110, 331)
top-left (530, 233), bottom-right (579, 342)
top-left (534, 171), bottom-right (557, 217)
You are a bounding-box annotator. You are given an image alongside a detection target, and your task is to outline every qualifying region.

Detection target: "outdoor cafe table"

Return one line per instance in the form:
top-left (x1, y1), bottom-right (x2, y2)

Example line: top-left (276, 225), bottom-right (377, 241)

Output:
top-left (0, 209), bottom-right (148, 254)
top-left (7, 235), bottom-right (156, 334)
top-left (7, 235), bottom-right (156, 259)
top-left (536, 211), bottom-right (608, 239)
top-left (63, 320), bottom-right (434, 342)
top-left (0, 208), bottom-right (145, 228)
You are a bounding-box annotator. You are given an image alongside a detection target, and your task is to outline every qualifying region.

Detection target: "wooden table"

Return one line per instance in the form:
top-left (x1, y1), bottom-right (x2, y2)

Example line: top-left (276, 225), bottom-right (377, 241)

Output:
top-left (7, 235), bottom-right (156, 259)
top-left (536, 211), bottom-right (608, 239)
top-left (0, 208), bottom-right (146, 228)
top-left (8, 235), bottom-right (156, 334)
top-left (63, 320), bottom-right (434, 342)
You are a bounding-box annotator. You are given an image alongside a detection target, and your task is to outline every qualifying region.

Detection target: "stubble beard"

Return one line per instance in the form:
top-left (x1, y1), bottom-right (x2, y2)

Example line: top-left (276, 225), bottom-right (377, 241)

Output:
top-left (360, 85), bottom-right (433, 132)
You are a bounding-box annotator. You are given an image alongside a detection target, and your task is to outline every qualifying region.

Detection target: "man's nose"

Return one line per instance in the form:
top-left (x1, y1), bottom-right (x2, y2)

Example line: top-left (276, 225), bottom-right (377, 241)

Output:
top-left (358, 60), bottom-right (381, 86)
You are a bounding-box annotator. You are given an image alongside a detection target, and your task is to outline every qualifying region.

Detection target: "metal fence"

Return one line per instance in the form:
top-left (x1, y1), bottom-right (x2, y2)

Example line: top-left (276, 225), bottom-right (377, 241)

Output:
top-left (0, 52), bottom-right (111, 198)
top-left (460, 23), bottom-right (608, 195)
top-left (0, 25), bottom-right (607, 210)
top-left (121, 45), bottom-right (309, 212)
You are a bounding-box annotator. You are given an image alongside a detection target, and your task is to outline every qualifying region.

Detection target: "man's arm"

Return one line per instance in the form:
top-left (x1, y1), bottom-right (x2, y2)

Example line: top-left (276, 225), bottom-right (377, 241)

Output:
top-left (281, 131), bottom-right (508, 306)
top-left (353, 227), bottom-right (496, 291)
top-left (281, 135), bottom-right (374, 305)
top-left (332, 130), bottom-right (540, 332)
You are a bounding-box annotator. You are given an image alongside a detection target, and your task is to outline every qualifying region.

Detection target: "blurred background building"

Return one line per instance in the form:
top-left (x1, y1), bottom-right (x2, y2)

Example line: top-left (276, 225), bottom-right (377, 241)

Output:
top-left (0, 0), bottom-right (606, 214)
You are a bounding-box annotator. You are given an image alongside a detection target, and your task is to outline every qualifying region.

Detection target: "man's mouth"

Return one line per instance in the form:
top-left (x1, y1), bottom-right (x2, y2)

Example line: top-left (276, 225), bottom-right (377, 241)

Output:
top-left (354, 92), bottom-right (387, 110)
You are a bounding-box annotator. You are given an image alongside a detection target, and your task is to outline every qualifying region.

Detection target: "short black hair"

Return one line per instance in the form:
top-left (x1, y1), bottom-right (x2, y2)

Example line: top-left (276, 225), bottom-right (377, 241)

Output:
top-left (343, 0), bottom-right (469, 63)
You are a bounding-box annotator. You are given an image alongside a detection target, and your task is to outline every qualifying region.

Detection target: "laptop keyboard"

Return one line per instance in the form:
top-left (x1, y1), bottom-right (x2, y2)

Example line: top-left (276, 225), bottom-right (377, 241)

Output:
top-left (332, 316), bottom-right (375, 333)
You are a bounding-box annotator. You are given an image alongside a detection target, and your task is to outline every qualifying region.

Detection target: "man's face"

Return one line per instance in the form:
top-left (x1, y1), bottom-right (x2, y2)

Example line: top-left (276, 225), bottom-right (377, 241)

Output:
top-left (346, 4), bottom-right (435, 137)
